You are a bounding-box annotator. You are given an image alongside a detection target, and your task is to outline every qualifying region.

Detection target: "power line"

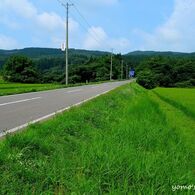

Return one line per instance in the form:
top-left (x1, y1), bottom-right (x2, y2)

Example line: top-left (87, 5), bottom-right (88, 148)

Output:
top-left (69, 0), bottom-right (102, 42)
top-left (57, 1), bottom-right (122, 83)
top-left (59, 0), bottom-right (115, 53)
top-left (69, 11), bottom-right (103, 47)
top-left (68, 0), bottom-right (110, 50)
top-left (57, 0), bottom-right (66, 6)
top-left (57, 0), bottom-right (104, 48)
top-left (58, 0), bottom-right (115, 53)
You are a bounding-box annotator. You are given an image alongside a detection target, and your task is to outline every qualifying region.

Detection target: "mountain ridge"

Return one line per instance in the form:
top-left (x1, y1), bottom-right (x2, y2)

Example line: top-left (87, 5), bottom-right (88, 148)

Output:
top-left (1, 47), bottom-right (195, 58)
top-left (0, 47), bottom-right (109, 59)
top-left (126, 50), bottom-right (195, 56)
top-left (1, 47), bottom-right (195, 70)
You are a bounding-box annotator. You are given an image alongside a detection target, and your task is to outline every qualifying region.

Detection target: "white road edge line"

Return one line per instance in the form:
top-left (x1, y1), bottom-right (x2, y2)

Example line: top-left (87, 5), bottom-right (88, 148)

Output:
top-left (0, 89), bottom-right (112, 138)
top-left (0, 97), bottom-right (42, 107)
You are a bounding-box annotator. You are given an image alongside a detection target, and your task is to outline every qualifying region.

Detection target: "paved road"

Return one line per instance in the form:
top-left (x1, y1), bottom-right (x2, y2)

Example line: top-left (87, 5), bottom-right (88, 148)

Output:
top-left (0, 80), bottom-right (131, 135)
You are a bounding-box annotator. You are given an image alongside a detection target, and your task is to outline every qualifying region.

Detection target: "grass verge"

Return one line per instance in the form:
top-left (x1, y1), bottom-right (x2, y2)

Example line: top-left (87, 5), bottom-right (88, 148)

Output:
top-left (0, 83), bottom-right (194, 194)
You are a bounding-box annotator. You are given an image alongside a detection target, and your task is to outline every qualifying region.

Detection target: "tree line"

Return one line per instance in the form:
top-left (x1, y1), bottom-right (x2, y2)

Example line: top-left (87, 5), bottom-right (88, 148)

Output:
top-left (136, 56), bottom-right (195, 89)
top-left (1, 54), bottom-right (128, 84)
top-left (1, 54), bottom-right (194, 89)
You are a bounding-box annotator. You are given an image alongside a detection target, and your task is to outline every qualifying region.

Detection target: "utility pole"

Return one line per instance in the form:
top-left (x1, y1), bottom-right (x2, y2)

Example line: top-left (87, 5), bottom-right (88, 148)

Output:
top-left (58, 1), bottom-right (73, 85)
top-left (121, 60), bottom-right (124, 80)
top-left (126, 63), bottom-right (128, 79)
top-left (110, 49), bottom-right (113, 81)
top-left (65, 3), bottom-right (73, 85)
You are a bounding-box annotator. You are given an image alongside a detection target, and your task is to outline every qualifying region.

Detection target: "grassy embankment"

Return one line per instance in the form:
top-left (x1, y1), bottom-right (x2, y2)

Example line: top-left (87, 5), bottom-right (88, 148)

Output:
top-left (0, 83), bottom-right (194, 194)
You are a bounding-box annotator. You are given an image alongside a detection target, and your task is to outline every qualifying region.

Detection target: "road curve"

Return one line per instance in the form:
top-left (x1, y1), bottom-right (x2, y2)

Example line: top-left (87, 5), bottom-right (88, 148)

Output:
top-left (0, 80), bottom-right (132, 136)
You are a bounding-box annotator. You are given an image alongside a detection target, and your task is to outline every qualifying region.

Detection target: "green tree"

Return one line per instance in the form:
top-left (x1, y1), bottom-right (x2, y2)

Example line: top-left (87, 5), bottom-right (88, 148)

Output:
top-left (137, 56), bottom-right (181, 88)
top-left (137, 69), bottom-right (158, 89)
top-left (3, 55), bottom-right (39, 83)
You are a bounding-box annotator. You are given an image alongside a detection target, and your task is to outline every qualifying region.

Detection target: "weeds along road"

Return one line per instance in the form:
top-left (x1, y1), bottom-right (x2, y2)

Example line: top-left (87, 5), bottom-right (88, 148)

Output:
top-left (0, 80), bottom-right (132, 136)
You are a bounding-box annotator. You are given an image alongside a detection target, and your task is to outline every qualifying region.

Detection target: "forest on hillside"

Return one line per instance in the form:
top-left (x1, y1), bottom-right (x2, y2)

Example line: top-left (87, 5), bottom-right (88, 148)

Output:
top-left (0, 48), bottom-right (194, 88)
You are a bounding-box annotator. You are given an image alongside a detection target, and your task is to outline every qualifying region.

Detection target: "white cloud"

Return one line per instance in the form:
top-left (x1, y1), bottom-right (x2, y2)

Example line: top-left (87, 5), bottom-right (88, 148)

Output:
top-left (83, 26), bottom-right (130, 53)
top-left (139, 0), bottom-right (195, 52)
top-left (83, 27), bottom-right (107, 49)
top-left (109, 38), bottom-right (130, 51)
top-left (0, 0), bottom-right (127, 51)
top-left (0, 16), bottom-right (21, 30)
top-left (0, 34), bottom-right (18, 49)
top-left (0, 0), bottom-right (79, 48)
top-left (36, 12), bottom-right (77, 33)
top-left (1, 0), bottom-right (37, 18)
top-left (37, 12), bottom-right (65, 32)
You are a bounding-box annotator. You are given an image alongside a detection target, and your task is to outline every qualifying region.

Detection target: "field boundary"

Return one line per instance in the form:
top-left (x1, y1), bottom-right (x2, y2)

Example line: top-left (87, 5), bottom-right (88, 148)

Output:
top-left (153, 91), bottom-right (195, 119)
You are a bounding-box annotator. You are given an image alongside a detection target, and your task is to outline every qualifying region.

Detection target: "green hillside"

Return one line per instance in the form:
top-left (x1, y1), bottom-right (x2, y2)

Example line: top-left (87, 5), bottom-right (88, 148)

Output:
top-left (0, 47), bottom-right (109, 58)
top-left (0, 48), bottom-right (109, 69)
top-left (126, 50), bottom-right (195, 57)
top-left (1, 48), bottom-right (195, 70)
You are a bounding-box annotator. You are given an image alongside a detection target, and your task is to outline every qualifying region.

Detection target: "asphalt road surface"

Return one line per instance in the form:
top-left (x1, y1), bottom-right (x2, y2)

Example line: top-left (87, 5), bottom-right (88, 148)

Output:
top-left (0, 80), bottom-right (131, 136)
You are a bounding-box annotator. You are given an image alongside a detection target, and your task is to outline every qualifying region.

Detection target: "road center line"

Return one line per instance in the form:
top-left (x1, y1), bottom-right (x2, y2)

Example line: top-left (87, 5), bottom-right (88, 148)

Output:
top-left (66, 89), bottom-right (82, 93)
top-left (0, 97), bottom-right (42, 107)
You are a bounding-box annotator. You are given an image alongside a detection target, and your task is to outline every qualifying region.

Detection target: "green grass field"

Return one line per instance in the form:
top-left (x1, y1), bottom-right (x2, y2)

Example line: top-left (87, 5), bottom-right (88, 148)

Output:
top-left (153, 87), bottom-right (195, 118)
top-left (0, 83), bottom-right (194, 194)
top-left (0, 76), bottom-right (62, 96)
top-left (0, 83), bottom-right (64, 96)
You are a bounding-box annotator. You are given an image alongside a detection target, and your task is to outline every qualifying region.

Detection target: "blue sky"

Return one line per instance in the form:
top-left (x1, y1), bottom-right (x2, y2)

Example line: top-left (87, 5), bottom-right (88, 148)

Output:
top-left (0, 0), bottom-right (195, 53)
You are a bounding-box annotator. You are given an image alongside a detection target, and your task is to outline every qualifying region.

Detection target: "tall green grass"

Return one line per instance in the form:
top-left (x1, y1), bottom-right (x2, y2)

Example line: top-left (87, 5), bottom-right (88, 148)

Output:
top-left (0, 83), bottom-right (194, 194)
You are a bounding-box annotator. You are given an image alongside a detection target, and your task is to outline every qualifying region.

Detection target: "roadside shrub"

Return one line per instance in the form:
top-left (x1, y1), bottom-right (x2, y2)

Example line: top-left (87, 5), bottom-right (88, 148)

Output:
top-left (137, 69), bottom-right (158, 89)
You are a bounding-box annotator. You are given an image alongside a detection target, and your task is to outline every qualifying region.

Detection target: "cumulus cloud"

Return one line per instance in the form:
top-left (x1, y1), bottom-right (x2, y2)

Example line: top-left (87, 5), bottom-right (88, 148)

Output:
top-left (139, 0), bottom-right (195, 52)
top-left (2, 0), bottom-right (78, 31)
top-left (0, 16), bottom-right (20, 30)
top-left (0, 0), bottom-right (128, 51)
top-left (83, 27), bottom-right (107, 49)
top-left (1, 0), bottom-right (37, 18)
top-left (0, 34), bottom-right (18, 49)
top-left (83, 26), bottom-right (130, 53)
top-left (37, 12), bottom-right (65, 32)
top-left (0, 0), bottom-right (79, 48)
